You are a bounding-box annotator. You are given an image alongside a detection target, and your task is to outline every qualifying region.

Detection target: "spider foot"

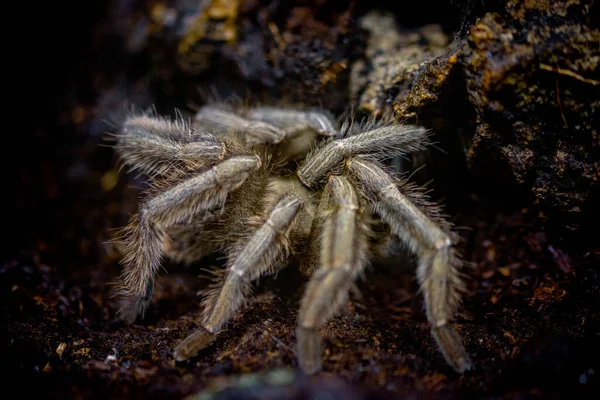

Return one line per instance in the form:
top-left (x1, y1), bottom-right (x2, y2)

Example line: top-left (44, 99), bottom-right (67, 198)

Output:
top-left (296, 327), bottom-right (323, 374)
top-left (173, 327), bottom-right (216, 361)
top-left (431, 325), bottom-right (472, 373)
top-left (116, 281), bottom-right (154, 324)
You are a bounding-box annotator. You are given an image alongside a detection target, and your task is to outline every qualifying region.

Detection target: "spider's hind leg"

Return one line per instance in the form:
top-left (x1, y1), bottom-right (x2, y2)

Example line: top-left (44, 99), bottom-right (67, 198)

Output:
top-left (173, 191), bottom-right (304, 362)
top-left (347, 157), bottom-right (472, 373)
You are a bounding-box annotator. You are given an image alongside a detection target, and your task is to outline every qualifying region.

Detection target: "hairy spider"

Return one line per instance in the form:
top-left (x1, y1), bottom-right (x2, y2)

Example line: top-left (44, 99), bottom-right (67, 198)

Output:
top-left (113, 104), bottom-right (472, 374)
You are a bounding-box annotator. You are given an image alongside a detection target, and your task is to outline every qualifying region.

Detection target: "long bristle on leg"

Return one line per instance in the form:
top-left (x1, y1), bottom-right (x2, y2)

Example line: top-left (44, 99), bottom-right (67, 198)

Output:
top-left (347, 157), bottom-right (471, 373)
top-left (117, 155), bottom-right (261, 323)
top-left (173, 192), bottom-right (304, 362)
top-left (297, 175), bottom-right (369, 374)
top-left (114, 115), bottom-right (227, 176)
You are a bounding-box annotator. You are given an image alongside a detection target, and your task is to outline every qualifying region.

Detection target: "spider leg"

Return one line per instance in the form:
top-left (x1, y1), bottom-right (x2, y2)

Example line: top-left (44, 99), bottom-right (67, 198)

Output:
top-left (117, 155), bottom-right (261, 323)
top-left (347, 157), bottom-right (471, 373)
top-left (299, 176), bottom-right (332, 277)
top-left (114, 115), bottom-right (226, 176)
top-left (194, 105), bottom-right (286, 145)
top-left (245, 107), bottom-right (339, 137)
top-left (297, 175), bottom-right (369, 374)
top-left (173, 192), bottom-right (304, 362)
top-left (298, 123), bottom-right (429, 187)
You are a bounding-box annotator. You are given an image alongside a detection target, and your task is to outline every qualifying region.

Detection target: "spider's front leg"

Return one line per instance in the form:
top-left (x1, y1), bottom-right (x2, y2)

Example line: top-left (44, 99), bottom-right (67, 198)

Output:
top-left (299, 177), bottom-right (332, 277)
top-left (298, 123), bottom-right (429, 187)
top-left (173, 192), bottom-right (304, 362)
top-left (297, 175), bottom-right (369, 374)
top-left (347, 157), bottom-right (472, 373)
top-left (117, 155), bottom-right (261, 323)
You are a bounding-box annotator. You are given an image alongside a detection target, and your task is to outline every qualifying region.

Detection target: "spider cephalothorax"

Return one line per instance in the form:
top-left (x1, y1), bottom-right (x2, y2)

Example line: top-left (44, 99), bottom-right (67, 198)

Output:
top-left (113, 104), bottom-right (472, 374)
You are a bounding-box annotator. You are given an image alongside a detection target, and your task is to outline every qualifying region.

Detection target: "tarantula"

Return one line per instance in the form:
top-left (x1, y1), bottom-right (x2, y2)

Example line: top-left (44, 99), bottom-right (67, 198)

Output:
top-left (113, 104), bottom-right (472, 374)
